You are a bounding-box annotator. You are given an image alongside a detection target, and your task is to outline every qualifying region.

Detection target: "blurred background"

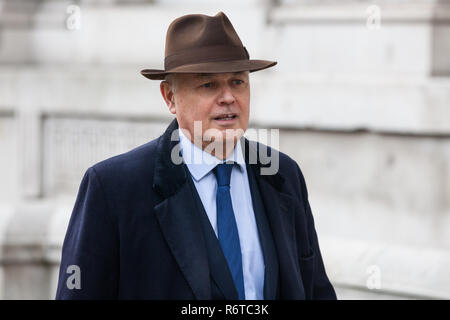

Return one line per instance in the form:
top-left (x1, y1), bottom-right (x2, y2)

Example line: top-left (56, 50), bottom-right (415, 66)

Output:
top-left (0, 0), bottom-right (449, 300)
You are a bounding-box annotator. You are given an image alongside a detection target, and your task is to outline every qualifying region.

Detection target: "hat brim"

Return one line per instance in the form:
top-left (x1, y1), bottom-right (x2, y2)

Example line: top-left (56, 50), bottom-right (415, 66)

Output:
top-left (140, 59), bottom-right (277, 80)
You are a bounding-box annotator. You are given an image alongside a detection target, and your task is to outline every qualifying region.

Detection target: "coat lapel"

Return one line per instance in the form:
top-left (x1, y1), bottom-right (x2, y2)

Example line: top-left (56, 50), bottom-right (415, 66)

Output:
top-left (256, 176), bottom-right (305, 299)
top-left (152, 119), bottom-right (211, 300)
top-left (241, 137), bottom-right (306, 299)
top-left (153, 183), bottom-right (212, 299)
top-left (186, 171), bottom-right (239, 300)
top-left (246, 163), bottom-right (279, 300)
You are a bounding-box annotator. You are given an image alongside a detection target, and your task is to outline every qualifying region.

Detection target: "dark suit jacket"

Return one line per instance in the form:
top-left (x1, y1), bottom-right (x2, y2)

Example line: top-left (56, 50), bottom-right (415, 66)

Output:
top-left (55, 118), bottom-right (337, 300)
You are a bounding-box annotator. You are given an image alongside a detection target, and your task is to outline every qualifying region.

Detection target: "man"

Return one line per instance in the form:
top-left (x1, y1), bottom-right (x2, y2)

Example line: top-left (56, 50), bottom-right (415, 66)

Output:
top-left (56, 12), bottom-right (336, 300)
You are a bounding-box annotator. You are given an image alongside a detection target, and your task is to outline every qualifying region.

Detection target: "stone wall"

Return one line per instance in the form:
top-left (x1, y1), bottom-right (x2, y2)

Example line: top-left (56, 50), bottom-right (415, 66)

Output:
top-left (0, 0), bottom-right (449, 299)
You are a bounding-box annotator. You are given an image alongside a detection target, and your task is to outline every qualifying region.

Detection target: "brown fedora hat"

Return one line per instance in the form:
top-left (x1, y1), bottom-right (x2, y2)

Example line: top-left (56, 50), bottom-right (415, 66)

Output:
top-left (141, 12), bottom-right (277, 80)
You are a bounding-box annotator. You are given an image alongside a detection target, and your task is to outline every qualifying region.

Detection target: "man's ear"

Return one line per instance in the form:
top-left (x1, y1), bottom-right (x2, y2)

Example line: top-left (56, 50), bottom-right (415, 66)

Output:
top-left (160, 81), bottom-right (176, 114)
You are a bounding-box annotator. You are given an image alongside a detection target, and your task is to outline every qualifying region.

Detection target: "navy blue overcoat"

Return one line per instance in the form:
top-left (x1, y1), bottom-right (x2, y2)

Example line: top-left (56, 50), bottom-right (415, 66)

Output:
top-left (56, 118), bottom-right (336, 300)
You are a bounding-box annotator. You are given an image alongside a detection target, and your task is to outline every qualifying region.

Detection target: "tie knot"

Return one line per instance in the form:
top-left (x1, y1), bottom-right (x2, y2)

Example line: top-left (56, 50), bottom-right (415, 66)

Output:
top-left (213, 162), bottom-right (234, 187)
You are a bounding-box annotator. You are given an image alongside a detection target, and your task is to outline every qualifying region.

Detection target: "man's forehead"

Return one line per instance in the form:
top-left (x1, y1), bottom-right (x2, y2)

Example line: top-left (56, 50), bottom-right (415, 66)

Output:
top-left (192, 71), bottom-right (248, 79)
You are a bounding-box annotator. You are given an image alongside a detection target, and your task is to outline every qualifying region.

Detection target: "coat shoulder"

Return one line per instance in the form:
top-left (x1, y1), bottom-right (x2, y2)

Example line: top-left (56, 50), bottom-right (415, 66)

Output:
top-left (89, 136), bottom-right (161, 183)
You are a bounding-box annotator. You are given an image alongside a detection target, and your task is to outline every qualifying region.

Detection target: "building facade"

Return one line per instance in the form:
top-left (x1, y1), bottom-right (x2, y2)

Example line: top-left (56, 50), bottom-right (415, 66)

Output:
top-left (0, 0), bottom-right (449, 299)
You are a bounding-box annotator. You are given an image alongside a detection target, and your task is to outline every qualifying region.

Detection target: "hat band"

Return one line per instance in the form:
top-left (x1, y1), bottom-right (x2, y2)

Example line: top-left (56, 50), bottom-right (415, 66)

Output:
top-left (164, 45), bottom-right (249, 71)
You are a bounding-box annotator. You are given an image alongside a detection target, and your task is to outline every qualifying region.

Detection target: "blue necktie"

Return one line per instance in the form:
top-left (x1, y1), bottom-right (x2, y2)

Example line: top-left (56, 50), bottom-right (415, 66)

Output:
top-left (213, 162), bottom-right (245, 300)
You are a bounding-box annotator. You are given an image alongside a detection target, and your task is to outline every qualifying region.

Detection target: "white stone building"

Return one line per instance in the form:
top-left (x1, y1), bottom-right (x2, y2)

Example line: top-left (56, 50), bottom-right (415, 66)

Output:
top-left (0, 0), bottom-right (449, 299)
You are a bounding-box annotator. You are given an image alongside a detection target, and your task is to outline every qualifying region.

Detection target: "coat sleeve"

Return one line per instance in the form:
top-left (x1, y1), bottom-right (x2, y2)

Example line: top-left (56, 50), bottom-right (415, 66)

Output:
top-left (295, 163), bottom-right (337, 300)
top-left (55, 166), bottom-right (120, 299)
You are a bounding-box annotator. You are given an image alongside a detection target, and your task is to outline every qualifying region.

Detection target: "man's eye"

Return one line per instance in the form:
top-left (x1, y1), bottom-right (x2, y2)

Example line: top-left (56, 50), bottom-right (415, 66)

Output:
top-left (233, 79), bottom-right (244, 85)
top-left (202, 82), bottom-right (212, 88)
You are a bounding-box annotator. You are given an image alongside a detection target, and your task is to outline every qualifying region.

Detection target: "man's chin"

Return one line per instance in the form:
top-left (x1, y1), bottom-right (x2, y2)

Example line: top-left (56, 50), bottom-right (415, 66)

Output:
top-left (209, 130), bottom-right (244, 143)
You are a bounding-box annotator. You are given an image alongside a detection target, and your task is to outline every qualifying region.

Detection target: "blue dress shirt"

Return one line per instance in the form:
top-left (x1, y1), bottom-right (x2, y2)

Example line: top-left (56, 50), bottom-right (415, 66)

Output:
top-left (178, 129), bottom-right (265, 300)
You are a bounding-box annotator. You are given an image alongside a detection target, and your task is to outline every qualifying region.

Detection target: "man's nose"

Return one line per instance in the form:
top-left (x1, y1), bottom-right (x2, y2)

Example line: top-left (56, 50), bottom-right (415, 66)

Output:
top-left (217, 86), bottom-right (236, 105)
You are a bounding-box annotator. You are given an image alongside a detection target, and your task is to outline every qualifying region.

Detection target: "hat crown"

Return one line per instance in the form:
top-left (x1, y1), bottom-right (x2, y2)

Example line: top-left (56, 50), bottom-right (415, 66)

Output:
top-left (140, 11), bottom-right (276, 80)
top-left (165, 12), bottom-right (243, 57)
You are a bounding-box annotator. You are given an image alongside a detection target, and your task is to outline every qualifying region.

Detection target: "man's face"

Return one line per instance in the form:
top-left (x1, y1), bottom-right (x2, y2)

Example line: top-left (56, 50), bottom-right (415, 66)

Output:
top-left (161, 71), bottom-right (250, 153)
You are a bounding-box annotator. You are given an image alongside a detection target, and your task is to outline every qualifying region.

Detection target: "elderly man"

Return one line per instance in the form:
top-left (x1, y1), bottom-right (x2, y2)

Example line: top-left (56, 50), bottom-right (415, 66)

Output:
top-left (56, 12), bottom-right (336, 300)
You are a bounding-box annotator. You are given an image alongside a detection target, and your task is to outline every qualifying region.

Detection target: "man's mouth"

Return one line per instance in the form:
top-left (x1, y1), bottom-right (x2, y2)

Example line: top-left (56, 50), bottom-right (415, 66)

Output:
top-left (213, 113), bottom-right (238, 121)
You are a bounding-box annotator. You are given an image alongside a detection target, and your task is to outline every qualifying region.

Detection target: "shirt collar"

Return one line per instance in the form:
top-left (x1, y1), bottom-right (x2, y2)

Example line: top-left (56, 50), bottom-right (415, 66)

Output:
top-left (178, 128), bottom-right (246, 182)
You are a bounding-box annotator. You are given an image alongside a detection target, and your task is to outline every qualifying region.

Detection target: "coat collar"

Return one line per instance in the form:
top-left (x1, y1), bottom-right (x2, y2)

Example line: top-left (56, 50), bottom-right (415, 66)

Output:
top-left (178, 127), bottom-right (246, 182)
top-left (153, 118), bottom-right (187, 198)
top-left (153, 118), bottom-right (285, 199)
